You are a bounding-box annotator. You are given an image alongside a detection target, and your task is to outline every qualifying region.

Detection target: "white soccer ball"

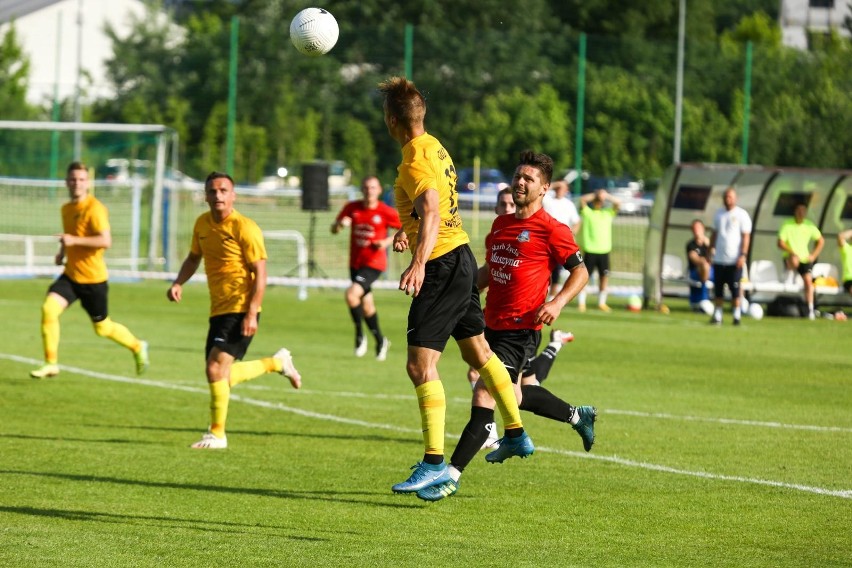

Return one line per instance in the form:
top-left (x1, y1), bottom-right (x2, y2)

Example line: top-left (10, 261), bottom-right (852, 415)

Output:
top-left (749, 303), bottom-right (764, 320)
top-left (290, 8), bottom-right (339, 56)
top-left (699, 299), bottom-right (714, 315)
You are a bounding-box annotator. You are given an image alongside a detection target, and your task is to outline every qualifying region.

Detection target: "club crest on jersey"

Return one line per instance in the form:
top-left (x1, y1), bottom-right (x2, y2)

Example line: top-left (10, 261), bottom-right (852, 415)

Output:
top-left (372, 214), bottom-right (382, 224)
top-left (517, 230), bottom-right (530, 243)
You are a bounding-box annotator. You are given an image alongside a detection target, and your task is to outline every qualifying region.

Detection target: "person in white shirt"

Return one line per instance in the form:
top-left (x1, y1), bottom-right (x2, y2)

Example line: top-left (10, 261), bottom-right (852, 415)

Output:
top-left (709, 187), bottom-right (752, 325)
top-left (543, 180), bottom-right (581, 298)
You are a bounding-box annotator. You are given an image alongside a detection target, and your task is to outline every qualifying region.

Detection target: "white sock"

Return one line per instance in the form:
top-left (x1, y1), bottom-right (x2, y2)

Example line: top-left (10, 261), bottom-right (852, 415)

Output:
top-left (714, 307), bottom-right (722, 320)
top-left (577, 291), bottom-right (587, 306)
top-left (734, 306), bottom-right (741, 319)
top-left (448, 465), bottom-right (462, 482)
top-left (599, 291), bottom-right (608, 306)
top-left (569, 408), bottom-right (580, 425)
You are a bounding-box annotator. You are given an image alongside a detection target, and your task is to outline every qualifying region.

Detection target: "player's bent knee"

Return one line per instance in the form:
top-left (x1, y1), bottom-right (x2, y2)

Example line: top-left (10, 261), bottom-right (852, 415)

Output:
top-left (93, 318), bottom-right (114, 337)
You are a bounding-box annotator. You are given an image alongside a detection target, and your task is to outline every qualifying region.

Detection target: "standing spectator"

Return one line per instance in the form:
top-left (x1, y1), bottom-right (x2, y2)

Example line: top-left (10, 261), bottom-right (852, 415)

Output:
top-left (686, 219), bottom-right (713, 311)
top-left (167, 172), bottom-right (301, 449)
top-left (543, 179), bottom-right (581, 298)
top-left (839, 229), bottom-right (852, 295)
top-left (331, 175), bottom-right (401, 360)
top-left (777, 203), bottom-right (824, 319)
top-left (576, 188), bottom-right (621, 312)
top-left (709, 187), bottom-right (752, 325)
top-left (30, 161), bottom-right (149, 379)
top-left (379, 76), bottom-right (530, 496)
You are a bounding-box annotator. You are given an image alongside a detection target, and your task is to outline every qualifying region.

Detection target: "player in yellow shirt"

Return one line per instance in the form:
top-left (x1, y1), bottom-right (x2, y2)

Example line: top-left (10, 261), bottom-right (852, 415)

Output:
top-left (777, 203), bottom-right (824, 319)
top-left (379, 76), bottom-right (531, 495)
top-left (30, 161), bottom-right (149, 379)
top-left (167, 172), bottom-right (301, 449)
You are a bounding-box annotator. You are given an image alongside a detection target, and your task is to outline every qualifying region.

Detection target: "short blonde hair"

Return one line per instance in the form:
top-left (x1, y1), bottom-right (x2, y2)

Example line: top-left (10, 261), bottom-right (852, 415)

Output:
top-left (378, 76), bottom-right (426, 127)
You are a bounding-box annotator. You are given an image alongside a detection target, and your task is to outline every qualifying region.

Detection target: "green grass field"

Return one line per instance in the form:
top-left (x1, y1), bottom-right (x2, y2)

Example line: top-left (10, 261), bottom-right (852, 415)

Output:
top-left (1, 279), bottom-right (850, 567)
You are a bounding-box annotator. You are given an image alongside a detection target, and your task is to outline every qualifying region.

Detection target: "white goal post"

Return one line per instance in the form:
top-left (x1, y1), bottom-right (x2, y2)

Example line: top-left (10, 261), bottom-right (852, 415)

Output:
top-left (0, 120), bottom-right (178, 268)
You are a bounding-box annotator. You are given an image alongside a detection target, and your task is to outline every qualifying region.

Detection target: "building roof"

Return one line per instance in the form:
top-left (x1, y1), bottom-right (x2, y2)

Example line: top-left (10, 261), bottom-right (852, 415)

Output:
top-left (0, 0), bottom-right (62, 23)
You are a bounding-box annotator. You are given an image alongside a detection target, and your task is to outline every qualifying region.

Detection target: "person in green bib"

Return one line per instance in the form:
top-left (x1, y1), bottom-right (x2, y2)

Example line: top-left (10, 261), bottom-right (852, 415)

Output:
top-left (838, 229), bottom-right (852, 295)
top-left (576, 188), bottom-right (621, 312)
top-left (777, 203), bottom-right (824, 319)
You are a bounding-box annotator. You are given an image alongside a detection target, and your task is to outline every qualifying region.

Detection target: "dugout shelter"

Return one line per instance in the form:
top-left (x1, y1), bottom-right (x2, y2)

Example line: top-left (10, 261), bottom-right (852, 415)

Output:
top-left (644, 163), bottom-right (852, 307)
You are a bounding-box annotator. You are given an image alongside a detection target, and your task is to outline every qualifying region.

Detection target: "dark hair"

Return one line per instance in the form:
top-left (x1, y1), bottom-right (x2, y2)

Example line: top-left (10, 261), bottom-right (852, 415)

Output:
top-left (205, 171), bottom-right (234, 187)
top-left (66, 161), bottom-right (87, 176)
top-left (517, 150), bottom-right (553, 184)
top-left (497, 187), bottom-right (513, 200)
top-left (378, 76), bottom-right (426, 127)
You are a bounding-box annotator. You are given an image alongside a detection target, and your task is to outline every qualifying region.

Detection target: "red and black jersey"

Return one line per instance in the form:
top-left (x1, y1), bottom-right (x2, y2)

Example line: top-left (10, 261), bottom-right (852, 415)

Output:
top-left (484, 209), bottom-right (582, 330)
top-left (336, 201), bottom-right (401, 271)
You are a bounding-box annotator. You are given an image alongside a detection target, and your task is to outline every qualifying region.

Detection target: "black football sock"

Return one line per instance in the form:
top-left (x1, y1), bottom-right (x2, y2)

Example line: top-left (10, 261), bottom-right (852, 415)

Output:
top-left (365, 313), bottom-right (383, 343)
top-left (349, 305), bottom-right (364, 340)
top-left (520, 384), bottom-right (574, 423)
top-left (529, 345), bottom-right (559, 384)
top-left (449, 406), bottom-right (495, 472)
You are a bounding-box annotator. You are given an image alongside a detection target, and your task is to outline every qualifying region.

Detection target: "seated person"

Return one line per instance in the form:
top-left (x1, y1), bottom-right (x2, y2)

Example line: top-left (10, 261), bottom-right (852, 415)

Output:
top-left (686, 219), bottom-right (713, 311)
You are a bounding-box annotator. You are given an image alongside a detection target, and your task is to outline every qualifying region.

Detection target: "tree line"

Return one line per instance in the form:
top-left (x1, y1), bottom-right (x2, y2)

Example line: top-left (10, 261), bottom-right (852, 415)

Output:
top-left (1, 0), bottom-right (850, 186)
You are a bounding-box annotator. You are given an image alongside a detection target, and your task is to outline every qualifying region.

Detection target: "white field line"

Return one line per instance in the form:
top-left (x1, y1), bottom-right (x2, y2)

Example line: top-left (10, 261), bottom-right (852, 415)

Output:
top-left (2, 353), bottom-right (850, 500)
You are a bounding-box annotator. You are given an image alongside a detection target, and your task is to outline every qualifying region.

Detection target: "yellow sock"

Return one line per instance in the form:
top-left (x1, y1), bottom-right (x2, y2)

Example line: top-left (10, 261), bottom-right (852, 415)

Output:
top-left (415, 381), bottom-right (446, 457)
top-left (209, 380), bottom-right (230, 438)
top-left (41, 295), bottom-right (63, 364)
top-left (93, 317), bottom-right (141, 352)
top-left (230, 358), bottom-right (277, 386)
top-left (478, 354), bottom-right (523, 430)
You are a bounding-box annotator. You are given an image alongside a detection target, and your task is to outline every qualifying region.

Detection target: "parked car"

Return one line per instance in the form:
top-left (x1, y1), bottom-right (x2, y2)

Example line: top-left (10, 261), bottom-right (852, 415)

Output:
top-left (456, 167), bottom-right (509, 209)
top-left (97, 159), bottom-right (151, 182)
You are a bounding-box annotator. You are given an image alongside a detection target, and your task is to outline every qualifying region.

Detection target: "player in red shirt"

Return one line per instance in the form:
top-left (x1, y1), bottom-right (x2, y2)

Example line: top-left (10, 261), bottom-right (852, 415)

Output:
top-left (416, 150), bottom-right (598, 502)
top-left (331, 175), bottom-right (401, 360)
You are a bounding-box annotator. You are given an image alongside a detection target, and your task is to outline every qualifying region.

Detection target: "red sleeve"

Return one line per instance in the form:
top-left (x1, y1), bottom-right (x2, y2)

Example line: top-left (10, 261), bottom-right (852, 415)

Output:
top-left (336, 202), bottom-right (356, 223)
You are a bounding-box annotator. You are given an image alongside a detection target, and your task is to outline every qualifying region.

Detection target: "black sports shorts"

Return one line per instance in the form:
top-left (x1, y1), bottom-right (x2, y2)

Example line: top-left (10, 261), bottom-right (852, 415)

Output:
top-left (205, 312), bottom-right (261, 361)
top-left (484, 327), bottom-right (541, 384)
top-left (712, 263), bottom-right (743, 299)
top-left (350, 267), bottom-right (382, 295)
top-left (407, 244), bottom-right (485, 352)
top-left (583, 252), bottom-right (610, 278)
top-left (49, 274), bottom-right (109, 323)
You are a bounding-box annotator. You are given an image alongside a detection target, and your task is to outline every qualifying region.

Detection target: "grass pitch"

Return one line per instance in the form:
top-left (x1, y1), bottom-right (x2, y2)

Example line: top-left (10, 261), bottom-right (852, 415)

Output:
top-left (0, 279), bottom-right (849, 567)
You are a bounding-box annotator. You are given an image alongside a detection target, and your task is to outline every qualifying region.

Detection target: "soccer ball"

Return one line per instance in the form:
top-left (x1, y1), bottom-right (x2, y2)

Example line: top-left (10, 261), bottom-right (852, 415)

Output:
top-left (627, 294), bottom-right (642, 312)
top-left (698, 299), bottom-right (714, 315)
top-left (290, 8), bottom-right (339, 56)
top-left (748, 303), bottom-right (764, 320)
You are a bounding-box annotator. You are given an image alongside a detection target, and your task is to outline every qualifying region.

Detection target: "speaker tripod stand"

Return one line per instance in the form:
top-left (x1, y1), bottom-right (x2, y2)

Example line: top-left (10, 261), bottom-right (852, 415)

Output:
top-left (305, 209), bottom-right (328, 278)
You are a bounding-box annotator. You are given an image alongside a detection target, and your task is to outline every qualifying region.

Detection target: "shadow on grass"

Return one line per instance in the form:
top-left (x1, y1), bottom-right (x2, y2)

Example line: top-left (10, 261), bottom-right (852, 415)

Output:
top-left (0, 470), bottom-right (422, 510)
top-left (0, 433), bottom-right (160, 445)
top-left (0, 505), bottom-right (329, 539)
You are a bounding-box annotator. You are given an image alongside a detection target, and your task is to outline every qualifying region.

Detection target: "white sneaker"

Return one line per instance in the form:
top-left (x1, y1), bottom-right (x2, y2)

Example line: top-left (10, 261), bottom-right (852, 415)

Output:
top-left (550, 330), bottom-right (575, 344)
top-left (274, 347), bottom-right (302, 388)
top-left (354, 336), bottom-right (368, 357)
top-left (30, 363), bottom-right (60, 379)
top-left (481, 422), bottom-right (501, 449)
top-left (190, 431), bottom-right (227, 449)
top-left (376, 337), bottom-right (390, 361)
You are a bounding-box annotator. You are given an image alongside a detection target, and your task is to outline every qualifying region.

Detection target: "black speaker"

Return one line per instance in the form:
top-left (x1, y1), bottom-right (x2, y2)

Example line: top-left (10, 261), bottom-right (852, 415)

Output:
top-left (301, 163), bottom-right (330, 211)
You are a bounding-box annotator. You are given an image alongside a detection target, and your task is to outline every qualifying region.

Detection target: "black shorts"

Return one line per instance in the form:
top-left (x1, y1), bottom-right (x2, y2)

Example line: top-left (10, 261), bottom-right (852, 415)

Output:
top-left (484, 327), bottom-right (541, 384)
top-left (205, 312), bottom-right (261, 361)
top-left (794, 262), bottom-right (813, 277)
top-left (844, 280), bottom-right (852, 294)
top-left (583, 252), bottom-right (610, 278)
top-left (350, 267), bottom-right (382, 295)
top-left (48, 274), bottom-right (108, 322)
top-left (712, 263), bottom-right (742, 299)
top-left (407, 244), bottom-right (485, 351)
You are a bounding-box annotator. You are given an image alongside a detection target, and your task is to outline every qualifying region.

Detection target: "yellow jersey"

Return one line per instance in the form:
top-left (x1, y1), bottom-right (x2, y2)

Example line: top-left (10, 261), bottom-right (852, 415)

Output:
top-left (393, 132), bottom-right (469, 260)
top-left (190, 210), bottom-right (267, 317)
top-left (61, 195), bottom-right (110, 284)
